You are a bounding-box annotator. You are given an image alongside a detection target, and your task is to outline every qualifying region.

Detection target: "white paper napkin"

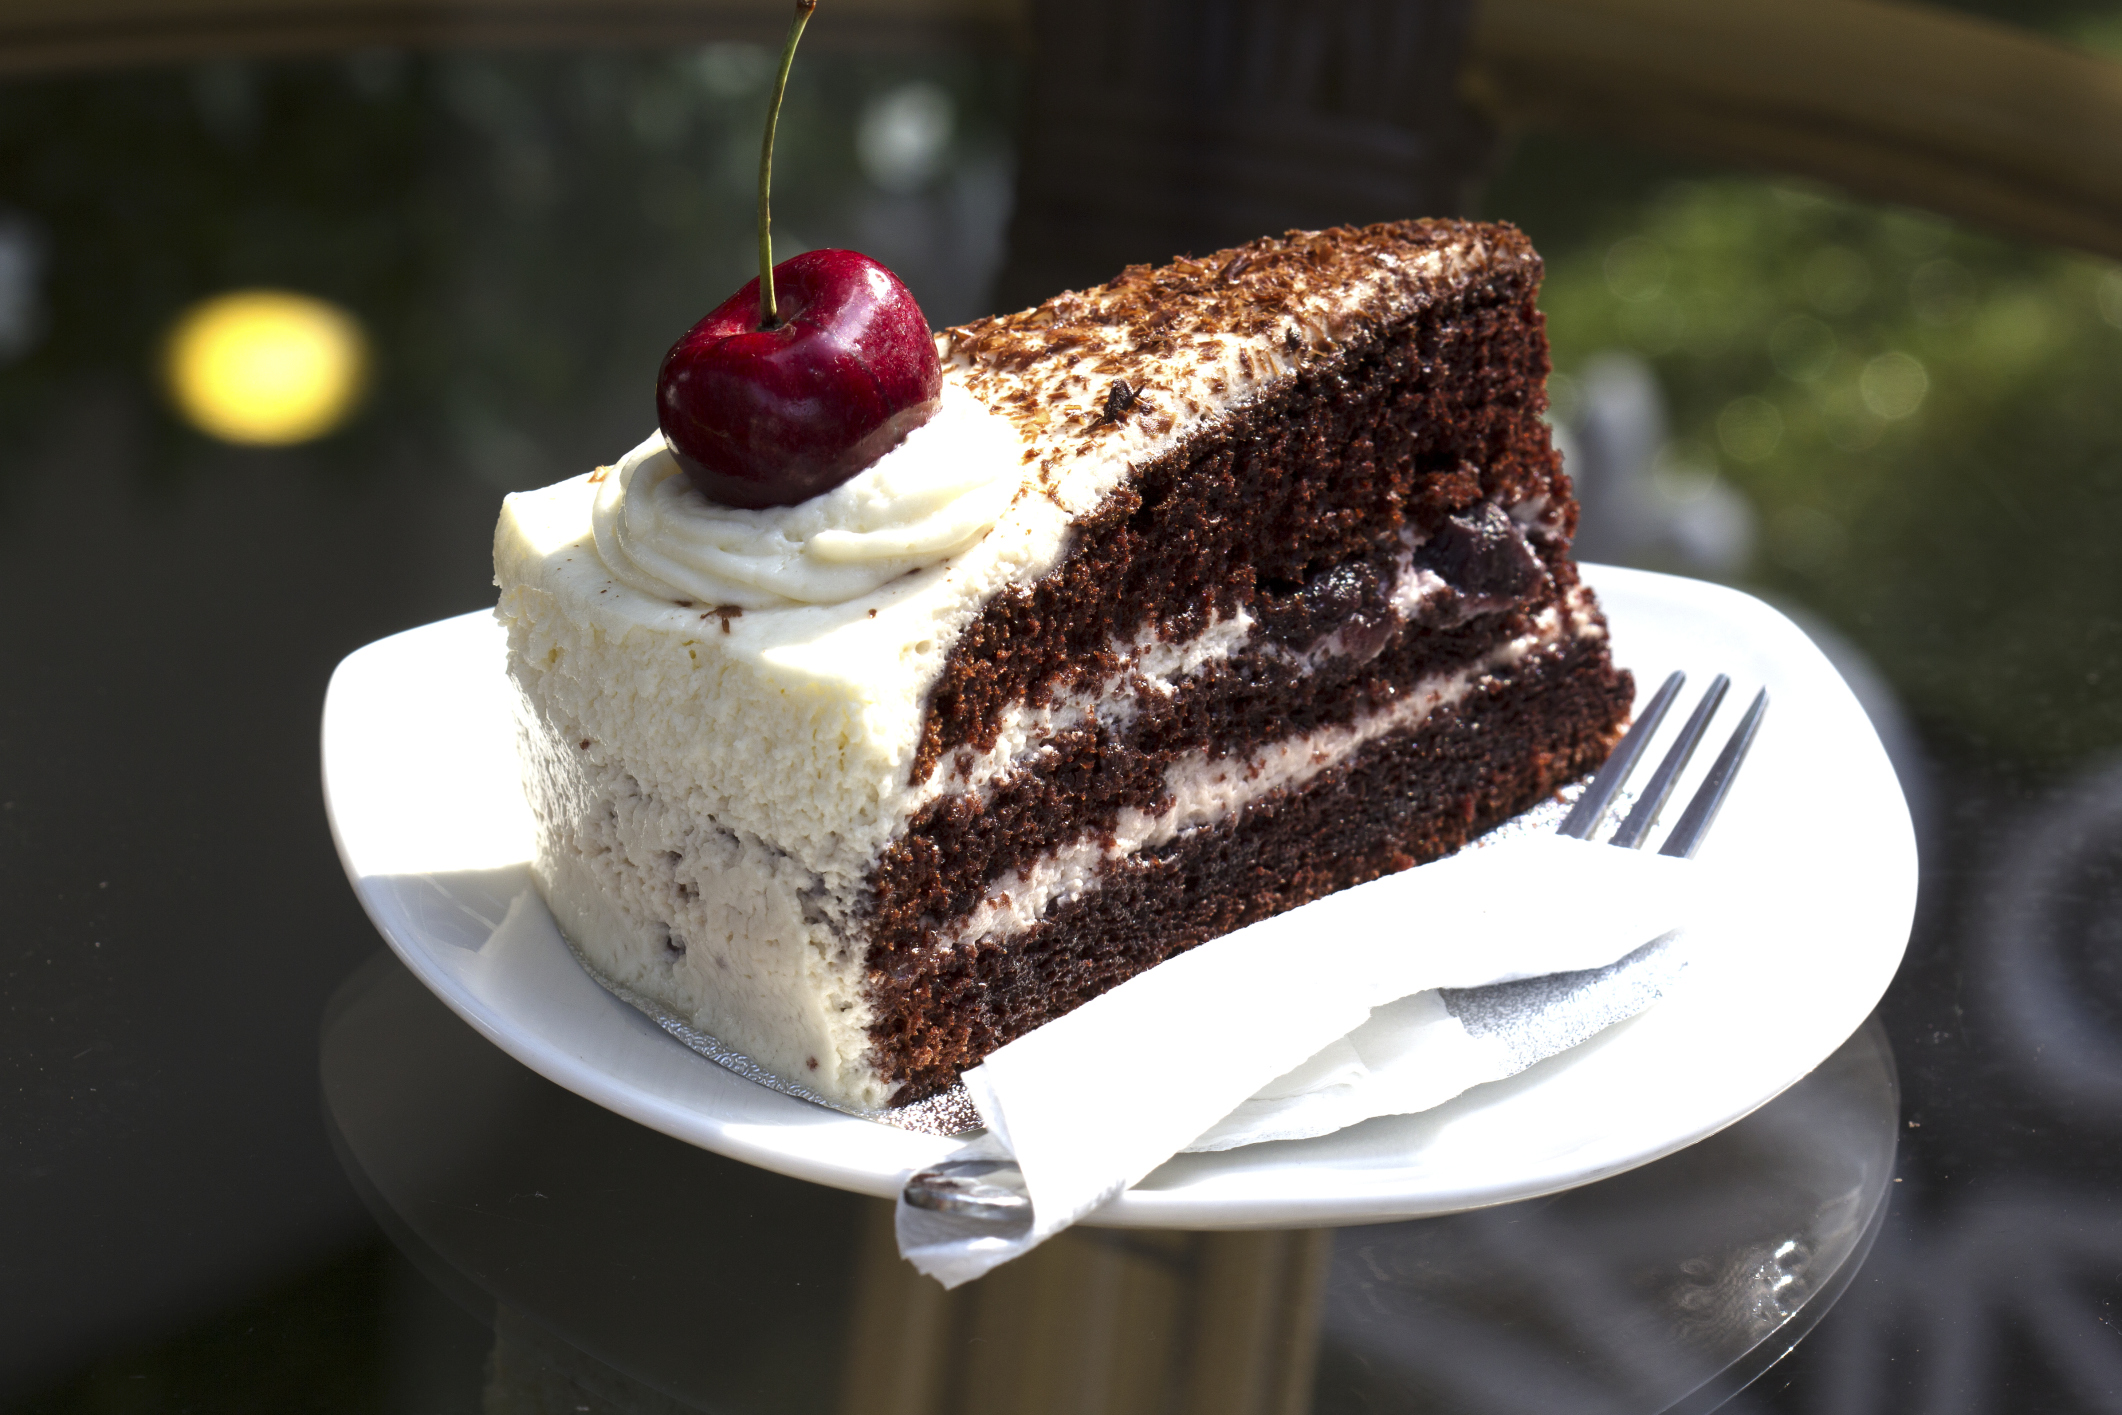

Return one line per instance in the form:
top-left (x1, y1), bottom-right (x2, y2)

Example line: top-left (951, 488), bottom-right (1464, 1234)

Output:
top-left (896, 834), bottom-right (1704, 1286)
top-left (1184, 928), bottom-right (1689, 1152)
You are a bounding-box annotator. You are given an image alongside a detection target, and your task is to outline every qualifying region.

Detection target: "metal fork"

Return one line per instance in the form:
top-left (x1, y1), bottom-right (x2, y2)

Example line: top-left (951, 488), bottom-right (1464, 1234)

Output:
top-left (905, 673), bottom-right (1770, 1220)
top-left (1559, 670), bottom-right (1770, 856)
top-left (903, 1156), bottom-right (1030, 1221)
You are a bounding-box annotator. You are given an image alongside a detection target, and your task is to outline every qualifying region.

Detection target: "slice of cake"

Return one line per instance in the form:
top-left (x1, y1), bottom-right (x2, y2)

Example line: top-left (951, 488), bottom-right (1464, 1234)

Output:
top-left (495, 218), bottom-right (1633, 1111)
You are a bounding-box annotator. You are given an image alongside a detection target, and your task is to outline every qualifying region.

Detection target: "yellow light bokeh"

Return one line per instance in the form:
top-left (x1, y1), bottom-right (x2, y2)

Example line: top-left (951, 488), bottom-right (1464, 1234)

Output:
top-left (164, 289), bottom-right (369, 446)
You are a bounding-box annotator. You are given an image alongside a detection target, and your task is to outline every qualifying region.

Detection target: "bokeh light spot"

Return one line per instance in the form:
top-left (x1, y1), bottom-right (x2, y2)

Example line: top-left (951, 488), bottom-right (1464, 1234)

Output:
top-left (1860, 351), bottom-right (1929, 421)
top-left (164, 289), bottom-right (368, 445)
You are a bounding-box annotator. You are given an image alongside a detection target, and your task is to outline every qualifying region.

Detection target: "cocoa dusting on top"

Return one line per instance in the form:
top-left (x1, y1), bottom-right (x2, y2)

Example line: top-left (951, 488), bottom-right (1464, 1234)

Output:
top-left (1090, 379), bottom-right (1148, 428)
top-left (939, 219), bottom-right (1539, 478)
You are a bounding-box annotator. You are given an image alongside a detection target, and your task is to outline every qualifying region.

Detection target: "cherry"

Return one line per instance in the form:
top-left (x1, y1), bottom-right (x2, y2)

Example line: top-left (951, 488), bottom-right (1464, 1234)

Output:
top-left (653, 0), bottom-right (943, 510)
top-left (656, 251), bottom-right (942, 509)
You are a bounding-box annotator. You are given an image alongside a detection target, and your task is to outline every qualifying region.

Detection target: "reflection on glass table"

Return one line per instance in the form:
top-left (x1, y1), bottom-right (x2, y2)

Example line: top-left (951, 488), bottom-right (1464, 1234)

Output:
top-left (321, 949), bottom-right (1898, 1415)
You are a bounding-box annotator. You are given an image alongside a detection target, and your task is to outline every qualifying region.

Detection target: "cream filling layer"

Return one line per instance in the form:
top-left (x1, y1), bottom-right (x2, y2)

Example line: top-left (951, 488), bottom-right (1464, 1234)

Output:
top-left (928, 606), bottom-right (1259, 795)
top-left (931, 521), bottom-right (1465, 801)
top-left (928, 590), bottom-right (1599, 952)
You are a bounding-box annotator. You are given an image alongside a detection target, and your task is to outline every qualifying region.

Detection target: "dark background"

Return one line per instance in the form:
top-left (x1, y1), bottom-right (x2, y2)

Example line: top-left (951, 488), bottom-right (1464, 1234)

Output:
top-left (4, 5), bottom-right (2122, 1409)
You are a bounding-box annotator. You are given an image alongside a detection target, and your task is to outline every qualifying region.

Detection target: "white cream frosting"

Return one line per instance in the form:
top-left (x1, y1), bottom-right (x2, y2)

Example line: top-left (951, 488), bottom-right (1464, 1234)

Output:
top-left (589, 381), bottom-right (1027, 611)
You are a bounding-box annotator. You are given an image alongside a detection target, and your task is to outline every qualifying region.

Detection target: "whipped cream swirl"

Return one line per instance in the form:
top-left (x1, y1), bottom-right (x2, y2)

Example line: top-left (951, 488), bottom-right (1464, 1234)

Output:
top-left (590, 381), bottom-right (1025, 610)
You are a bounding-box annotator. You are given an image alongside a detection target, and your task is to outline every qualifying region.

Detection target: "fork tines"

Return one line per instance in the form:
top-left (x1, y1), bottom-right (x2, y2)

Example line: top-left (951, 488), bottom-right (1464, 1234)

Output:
top-left (1558, 670), bottom-right (1769, 859)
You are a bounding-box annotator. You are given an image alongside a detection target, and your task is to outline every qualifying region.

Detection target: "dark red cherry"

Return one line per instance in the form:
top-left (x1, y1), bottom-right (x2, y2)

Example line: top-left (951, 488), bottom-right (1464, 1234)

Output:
top-left (655, 249), bottom-right (943, 510)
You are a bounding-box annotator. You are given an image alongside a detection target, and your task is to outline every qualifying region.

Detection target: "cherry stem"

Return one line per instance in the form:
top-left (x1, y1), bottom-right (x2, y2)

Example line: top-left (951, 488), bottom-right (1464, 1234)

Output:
top-left (757, 0), bottom-right (816, 331)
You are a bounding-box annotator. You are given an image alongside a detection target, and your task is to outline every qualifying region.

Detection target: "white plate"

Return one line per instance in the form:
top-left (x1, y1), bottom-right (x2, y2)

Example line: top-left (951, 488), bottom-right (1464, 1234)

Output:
top-left (322, 565), bottom-right (1915, 1229)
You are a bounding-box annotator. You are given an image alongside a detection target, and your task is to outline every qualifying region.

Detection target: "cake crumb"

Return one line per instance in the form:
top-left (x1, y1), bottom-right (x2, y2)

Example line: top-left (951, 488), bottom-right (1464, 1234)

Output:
top-left (1091, 379), bottom-right (1150, 429)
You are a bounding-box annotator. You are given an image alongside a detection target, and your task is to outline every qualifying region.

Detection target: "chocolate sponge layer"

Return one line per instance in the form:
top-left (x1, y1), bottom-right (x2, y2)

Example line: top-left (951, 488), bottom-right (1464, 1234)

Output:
top-left (909, 232), bottom-right (1565, 787)
top-left (857, 221), bottom-right (1630, 1103)
top-left (866, 636), bottom-right (1632, 1102)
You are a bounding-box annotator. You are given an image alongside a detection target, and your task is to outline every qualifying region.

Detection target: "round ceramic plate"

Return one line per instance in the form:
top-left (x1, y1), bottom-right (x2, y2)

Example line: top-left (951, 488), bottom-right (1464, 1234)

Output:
top-left (321, 565), bottom-right (1916, 1229)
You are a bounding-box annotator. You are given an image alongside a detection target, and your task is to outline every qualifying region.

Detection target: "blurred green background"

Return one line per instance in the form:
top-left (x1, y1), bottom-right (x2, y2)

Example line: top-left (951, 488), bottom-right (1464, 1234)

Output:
top-left (1493, 136), bottom-right (2122, 769)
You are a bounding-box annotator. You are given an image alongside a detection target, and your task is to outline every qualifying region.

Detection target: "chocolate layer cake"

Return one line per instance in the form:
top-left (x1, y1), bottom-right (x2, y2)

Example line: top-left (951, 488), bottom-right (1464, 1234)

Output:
top-left (494, 219), bottom-right (1632, 1110)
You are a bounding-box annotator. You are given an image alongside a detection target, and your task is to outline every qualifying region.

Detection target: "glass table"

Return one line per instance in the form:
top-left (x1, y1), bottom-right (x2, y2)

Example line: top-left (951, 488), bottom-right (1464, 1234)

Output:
top-left (321, 951), bottom-right (1899, 1414)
